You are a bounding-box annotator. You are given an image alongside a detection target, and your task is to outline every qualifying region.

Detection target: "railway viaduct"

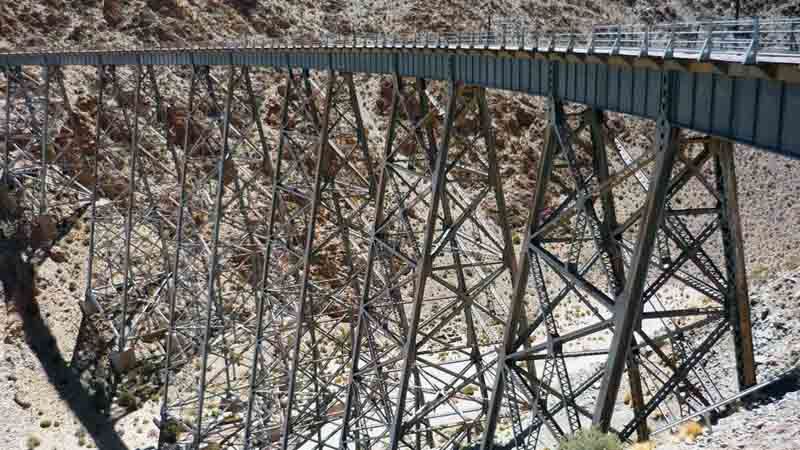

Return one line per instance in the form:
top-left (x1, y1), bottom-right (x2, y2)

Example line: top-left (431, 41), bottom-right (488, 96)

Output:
top-left (2, 18), bottom-right (799, 450)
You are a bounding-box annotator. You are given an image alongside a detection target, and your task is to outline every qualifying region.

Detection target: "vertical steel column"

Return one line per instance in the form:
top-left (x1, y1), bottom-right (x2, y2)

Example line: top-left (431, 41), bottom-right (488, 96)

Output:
top-left (83, 65), bottom-right (105, 315)
top-left (593, 71), bottom-right (679, 430)
top-left (388, 79), bottom-right (458, 450)
top-left (2, 67), bottom-right (12, 185)
top-left (159, 65), bottom-right (197, 446)
top-left (279, 70), bottom-right (336, 450)
top-left (242, 70), bottom-right (292, 450)
top-left (714, 139), bottom-right (756, 390)
top-left (586, 109), bottom-right (625, 290)
top-left (588, 109), bottom-right (648, 441)
top-left (339, 73), bottom-right (401, 450)
top-left (410, 77), bottom-right (436, 450)
top-left (118, 64), bottom-right (143, 355)
top-left (39, 65), bottom-right (51, 215)
top-left (480, 126), bottom-right (558, 450)
top-left (477, 89), bottom-right (517, 277)
top-left (473, 87), bottom-right (520, 412)
top-left (345, 73), bottom-right (376, 194)
top-left (192, 65), bottom-right (236, 449)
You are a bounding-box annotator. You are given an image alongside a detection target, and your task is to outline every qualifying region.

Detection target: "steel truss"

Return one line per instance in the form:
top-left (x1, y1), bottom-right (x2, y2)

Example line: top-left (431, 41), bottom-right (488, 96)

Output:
top-left (1, 65), bottom-right (90, 257)
top-left (481, 66), bottom-right (756, 449)
top-left (1, 62), bottom-right (759, 450)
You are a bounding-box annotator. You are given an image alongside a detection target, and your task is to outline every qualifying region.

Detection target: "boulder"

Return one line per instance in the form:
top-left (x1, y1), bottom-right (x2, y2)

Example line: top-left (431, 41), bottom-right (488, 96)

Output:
top-left (515, 108), bottom-right (536, 129)
top-left (102, 0), bottom-right (124, 27)
top-left (110, 349), bottom-right (137, 373)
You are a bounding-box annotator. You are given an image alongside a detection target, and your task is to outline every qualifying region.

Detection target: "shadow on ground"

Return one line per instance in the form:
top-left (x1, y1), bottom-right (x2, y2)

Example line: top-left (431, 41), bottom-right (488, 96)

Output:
top-left (2, 249), bottom-right (131, 450)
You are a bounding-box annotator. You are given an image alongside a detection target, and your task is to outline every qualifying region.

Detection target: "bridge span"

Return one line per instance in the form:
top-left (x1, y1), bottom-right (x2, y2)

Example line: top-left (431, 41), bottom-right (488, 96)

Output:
top-left (0, 17), bottom-right (797, 450)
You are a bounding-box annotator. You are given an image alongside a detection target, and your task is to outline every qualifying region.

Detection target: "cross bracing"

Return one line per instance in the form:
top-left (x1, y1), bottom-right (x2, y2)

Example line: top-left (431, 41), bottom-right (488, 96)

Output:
top-left (0, 15), bottom-right (792, 450)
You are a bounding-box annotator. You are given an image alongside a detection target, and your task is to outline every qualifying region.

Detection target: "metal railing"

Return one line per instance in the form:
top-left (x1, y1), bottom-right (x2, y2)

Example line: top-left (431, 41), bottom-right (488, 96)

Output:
top-left (3, 17), bottom-right (800, 65)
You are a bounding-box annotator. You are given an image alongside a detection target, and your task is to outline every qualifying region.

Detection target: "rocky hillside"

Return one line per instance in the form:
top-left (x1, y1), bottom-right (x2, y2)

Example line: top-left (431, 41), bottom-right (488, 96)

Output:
top-left (4, 0), bottom-right (800, 54)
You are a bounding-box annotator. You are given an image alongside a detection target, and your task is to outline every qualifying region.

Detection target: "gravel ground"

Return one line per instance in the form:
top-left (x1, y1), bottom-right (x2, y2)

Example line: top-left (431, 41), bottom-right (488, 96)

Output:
top-left (651, 270), bottom-right (800, 450)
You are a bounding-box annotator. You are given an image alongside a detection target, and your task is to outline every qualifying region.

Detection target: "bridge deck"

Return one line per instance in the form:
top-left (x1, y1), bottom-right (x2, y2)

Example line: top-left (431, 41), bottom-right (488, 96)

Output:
top-left (3, 18), bottom-right (800, 158)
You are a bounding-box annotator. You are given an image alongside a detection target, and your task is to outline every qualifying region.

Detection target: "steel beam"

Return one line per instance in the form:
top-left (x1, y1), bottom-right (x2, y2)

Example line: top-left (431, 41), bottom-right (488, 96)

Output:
top-left (593, 71), bottom-right (679, 430)
top-left (38, 65), bottom-right (51, 215)
top-left (158, 65), bottom-right (197, 448)
top-left (389, 79), bottom-right (457, 450)
top-left (480, 125), bottom-right (558, 450)
top-left (587, 109), bottom-right (648, 441)
top-left (118, 64), bottom-right (142, 355)
top-left (82, 65), bottom-right (104, 345)
top-left (280, 70), bottom-right (336, 450)
top-left (242, 70), bottom-right (292, 450)
top-left (192, 65), bottom-right (236, 449)
top-left (339, 72), bottom-right (401, 450)
top-left (714, 139), bottom-right (757, 390)
top-left (2, 67), bottom-right (11, 186)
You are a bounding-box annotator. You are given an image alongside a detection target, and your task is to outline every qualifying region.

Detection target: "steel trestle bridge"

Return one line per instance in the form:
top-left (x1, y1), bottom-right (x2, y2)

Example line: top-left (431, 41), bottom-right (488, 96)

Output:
top-left (0, 16), bottom-right (795, 450)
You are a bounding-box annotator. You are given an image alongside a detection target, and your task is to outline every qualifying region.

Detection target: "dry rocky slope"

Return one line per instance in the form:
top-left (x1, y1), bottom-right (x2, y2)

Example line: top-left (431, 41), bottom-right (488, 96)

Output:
top-left (1, 1), bottom-right (800, 450)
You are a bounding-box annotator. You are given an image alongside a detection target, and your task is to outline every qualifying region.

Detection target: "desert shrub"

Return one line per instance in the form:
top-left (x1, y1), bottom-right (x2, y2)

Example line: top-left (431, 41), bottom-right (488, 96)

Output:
top-left (161, 418), bottom-right (182, 444)
top-left (558, 427), bottom-right (622, 450)
top-left (26, 435), bottom-right (42, 449)
top-left (117, 390), bottom-right (138, 411)
top-left (461, 385), bottom-right (477, 396)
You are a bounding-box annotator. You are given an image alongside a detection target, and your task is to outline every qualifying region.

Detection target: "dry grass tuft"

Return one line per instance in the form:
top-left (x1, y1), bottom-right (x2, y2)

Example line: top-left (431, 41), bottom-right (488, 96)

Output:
top-left (677, 420), bottom-right (704, 442)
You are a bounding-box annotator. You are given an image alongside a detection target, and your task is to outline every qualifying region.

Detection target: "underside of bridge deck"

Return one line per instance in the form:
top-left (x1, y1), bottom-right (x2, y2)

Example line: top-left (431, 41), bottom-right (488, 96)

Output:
top-left (0, 56), bottom-right (764, 450)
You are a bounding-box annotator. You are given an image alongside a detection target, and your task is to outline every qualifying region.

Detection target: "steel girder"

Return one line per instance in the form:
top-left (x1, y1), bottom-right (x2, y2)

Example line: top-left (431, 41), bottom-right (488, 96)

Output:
top-left (1, 62), bottom-right (764, 450)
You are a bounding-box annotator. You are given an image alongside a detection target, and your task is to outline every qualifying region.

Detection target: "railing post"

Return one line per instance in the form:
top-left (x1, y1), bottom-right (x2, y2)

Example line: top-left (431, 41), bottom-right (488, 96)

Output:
top-left (744, 17), bottom-right (760, 63)
top-left (641, 27), bottom-right (650, 57)
top-left (588, 26), bottom-right (596, 54)
top-left (699, 25), bottom-right (713, 61)
top-left (665, 30), bottom-right (675, 59)
top-left (611, 26), bottom-right (621, 55)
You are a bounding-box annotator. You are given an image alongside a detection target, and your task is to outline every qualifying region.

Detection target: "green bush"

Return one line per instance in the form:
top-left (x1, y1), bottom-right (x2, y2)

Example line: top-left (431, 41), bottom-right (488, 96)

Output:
top-left (558, 428), bottom-right (622, 450)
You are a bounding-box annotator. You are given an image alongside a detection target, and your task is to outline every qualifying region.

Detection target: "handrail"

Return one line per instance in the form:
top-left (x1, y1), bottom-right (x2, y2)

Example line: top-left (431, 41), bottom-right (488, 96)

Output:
top-left (3, 17), bottom-right (800, 65)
